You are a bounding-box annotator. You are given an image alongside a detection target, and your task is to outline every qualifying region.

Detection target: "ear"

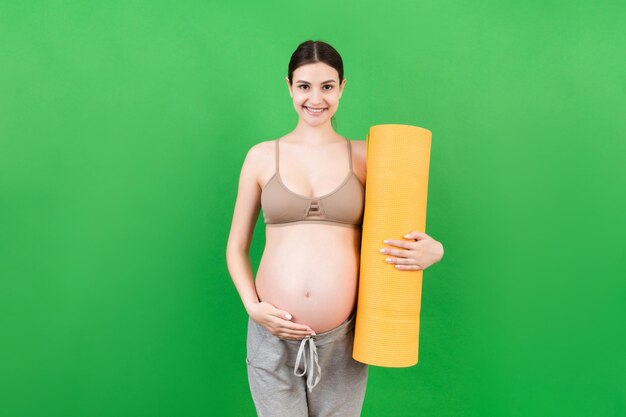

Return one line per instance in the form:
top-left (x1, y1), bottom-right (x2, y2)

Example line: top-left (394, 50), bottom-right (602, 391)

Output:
top-left (339, 78), bottom-right (347, 99)
top-left (285, 76), bottom-right (293, 99)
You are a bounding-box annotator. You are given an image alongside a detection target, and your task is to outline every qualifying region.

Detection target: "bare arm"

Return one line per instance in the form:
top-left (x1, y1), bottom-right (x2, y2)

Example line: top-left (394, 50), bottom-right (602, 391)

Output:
top-left (225, 143), bottom-right (315, 340)
top-left (225, 145), bottom-right (264, 313)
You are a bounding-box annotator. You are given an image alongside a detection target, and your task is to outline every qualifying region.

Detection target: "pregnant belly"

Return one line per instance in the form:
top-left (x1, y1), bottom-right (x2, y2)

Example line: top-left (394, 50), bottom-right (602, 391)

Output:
top-left (255, 224), bottom-right (362, 333)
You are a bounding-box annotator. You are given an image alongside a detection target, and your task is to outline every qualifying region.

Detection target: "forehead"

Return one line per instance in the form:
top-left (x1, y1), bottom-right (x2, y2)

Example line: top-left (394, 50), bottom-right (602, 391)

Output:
top-left (293, 62), bottom-right (339, 83)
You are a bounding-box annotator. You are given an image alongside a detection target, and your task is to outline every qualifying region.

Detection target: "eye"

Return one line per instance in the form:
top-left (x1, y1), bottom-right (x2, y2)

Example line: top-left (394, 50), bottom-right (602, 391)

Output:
top-left (297, 84), bottom-right (334, 90)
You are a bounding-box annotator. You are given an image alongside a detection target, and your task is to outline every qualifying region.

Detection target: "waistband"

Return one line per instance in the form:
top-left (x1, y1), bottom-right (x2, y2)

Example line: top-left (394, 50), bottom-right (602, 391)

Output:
top-left (291, 312), bottom-right (356, 392)
top-left (248, 312), bottom-right (356, 392)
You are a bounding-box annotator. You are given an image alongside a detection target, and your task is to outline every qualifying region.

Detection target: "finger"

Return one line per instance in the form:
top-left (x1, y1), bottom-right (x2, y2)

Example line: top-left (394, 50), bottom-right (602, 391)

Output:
top-left (274, 309), bottom-right (293, 321)
top-left (275, 329), bottom-right (313, 340)
top-left (284, 321), bottom-right (316, 332)
top-left (404, 231), bottom-right (429, 240)
top-left (395, 264), bottom-right (422, 270)
top-left (380, 247), bottom-right (411, 257)
top-left (272, 318), bottom-right (314, 332)
top-left (281, 328), bottom-right (314, 338)
top-left (268, 324), bottom-right (312, 338)
top-left (382, 239), bottom-right (413, 249)
top-left (385, 256), bottom-right (418, 265)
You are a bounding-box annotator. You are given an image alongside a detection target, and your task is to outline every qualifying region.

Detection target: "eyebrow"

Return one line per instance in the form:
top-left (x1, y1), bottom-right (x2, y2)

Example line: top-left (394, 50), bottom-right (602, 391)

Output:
top-left (295, 80), bottom-right (336, 84)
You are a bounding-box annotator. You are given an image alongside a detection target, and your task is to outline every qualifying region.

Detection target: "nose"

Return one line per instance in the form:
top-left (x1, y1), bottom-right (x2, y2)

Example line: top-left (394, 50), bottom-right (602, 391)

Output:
top-left (308, 88), bottom-right (323, 105)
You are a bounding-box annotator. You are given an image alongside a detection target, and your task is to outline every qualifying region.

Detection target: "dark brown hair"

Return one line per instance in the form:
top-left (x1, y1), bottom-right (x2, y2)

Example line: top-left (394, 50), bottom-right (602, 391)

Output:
top-left (287, 40), bottom-right (344, 129)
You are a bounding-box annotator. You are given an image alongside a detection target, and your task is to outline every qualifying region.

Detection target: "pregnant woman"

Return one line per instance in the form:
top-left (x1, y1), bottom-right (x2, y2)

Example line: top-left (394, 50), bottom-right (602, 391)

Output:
top-left (226, 40), bottom-right (444, 417)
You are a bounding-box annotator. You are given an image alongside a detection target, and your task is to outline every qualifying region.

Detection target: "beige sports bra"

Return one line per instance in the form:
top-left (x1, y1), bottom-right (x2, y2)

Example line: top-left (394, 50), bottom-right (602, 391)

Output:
top-left (261, 137), bottom-right (365, 228)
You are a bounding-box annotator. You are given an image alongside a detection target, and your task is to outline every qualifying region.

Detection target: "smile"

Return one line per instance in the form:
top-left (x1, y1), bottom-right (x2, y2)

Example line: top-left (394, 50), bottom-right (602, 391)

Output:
top-left (304, 106), bottom-right (327, 115)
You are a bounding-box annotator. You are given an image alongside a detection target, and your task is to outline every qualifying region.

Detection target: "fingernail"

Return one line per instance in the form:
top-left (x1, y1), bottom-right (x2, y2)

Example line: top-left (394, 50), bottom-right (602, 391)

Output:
top-left (383, 239), bottom-right (389, 243)
top-left (379, 248), bottom-right (385, 253)
top-left (285, 313), bottom-right (292, 320)
top-left (404, 234), bottom-right (411, 238)
top-left (386, 258), bottom-right (392, 262)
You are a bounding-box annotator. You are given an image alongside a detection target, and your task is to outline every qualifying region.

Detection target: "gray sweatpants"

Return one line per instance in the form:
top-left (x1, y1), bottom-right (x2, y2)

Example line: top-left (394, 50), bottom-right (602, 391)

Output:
top-left (246, 312), bottom-right (368, 417)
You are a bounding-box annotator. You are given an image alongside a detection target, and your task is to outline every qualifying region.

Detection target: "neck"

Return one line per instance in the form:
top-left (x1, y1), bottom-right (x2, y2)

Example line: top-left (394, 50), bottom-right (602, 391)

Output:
top-left (291, 119), bottom-right (342, 145)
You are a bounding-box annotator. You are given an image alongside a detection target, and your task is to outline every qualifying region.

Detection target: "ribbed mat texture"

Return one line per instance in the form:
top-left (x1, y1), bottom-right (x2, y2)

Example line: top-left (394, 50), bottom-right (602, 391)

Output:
top-left (353, 124), bottom-right (432, 367)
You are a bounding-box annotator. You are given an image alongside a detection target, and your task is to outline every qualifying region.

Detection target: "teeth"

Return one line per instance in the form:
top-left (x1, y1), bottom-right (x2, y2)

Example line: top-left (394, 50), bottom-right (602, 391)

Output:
top-left (305, 106), bottom-right (326, 113)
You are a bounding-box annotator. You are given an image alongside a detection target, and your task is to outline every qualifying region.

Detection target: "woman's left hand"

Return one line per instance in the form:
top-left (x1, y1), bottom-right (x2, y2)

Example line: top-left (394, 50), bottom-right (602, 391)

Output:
top-left (380, 231), bottom-right (444, 271)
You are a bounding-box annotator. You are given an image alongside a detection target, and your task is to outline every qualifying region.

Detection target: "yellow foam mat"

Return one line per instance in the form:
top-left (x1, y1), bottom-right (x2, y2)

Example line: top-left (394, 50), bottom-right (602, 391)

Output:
top-left (353, 124), bottom-right (432, 367)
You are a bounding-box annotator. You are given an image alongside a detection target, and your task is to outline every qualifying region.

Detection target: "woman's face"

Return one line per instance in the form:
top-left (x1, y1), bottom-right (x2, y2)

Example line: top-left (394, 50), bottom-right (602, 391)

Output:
top-left (286, 62), bottom-right (346, 125)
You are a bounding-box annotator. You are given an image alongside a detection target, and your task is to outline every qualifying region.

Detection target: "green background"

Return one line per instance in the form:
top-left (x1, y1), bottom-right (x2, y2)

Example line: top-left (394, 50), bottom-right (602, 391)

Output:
top-left (1, 1), bottom-right (624, 416)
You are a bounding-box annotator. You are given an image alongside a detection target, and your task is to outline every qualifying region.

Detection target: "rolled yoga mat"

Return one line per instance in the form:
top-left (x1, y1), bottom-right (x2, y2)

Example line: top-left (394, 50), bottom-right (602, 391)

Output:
top-left (353, 124), bottom-right (432, 367)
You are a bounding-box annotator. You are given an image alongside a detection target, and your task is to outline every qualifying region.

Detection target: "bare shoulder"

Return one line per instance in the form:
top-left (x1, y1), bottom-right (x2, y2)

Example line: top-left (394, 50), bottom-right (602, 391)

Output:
top-left (348, 139), bottom-right (366, 162)
top-left (239, 139), bottom-right (278, 188)
top-left (348, 139), bottom-right (367, 180)
top-left (349, 139), bottom-right (366, 154)
top-left (240, 139), bottom-right (276, 174)
top-left (244, 139), bottom-right (274, 162)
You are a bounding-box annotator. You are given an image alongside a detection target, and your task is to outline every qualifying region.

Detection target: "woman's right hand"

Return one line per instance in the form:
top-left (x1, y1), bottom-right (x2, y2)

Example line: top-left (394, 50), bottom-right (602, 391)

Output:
top-left (247, 301), bottom-right (316, 341)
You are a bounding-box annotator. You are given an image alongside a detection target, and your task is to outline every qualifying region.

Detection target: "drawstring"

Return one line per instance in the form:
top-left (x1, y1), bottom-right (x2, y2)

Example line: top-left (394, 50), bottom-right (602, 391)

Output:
top-left (294, 336), bottom-right (321, 392)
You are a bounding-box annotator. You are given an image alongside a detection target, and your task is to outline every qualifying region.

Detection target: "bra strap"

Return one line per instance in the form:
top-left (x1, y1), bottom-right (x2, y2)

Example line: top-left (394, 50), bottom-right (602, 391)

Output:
top-left (275, 138), bottom-right (280, 173)
top-left (345, 136), bottom-right (353, 172)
